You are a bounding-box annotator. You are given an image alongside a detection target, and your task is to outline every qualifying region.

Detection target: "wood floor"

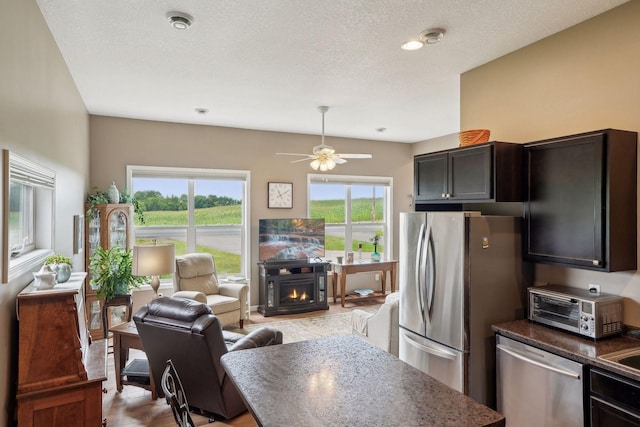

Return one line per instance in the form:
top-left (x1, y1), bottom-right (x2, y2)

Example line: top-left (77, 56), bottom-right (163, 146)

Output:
top-left (103, 300), bottom-right (382, 426)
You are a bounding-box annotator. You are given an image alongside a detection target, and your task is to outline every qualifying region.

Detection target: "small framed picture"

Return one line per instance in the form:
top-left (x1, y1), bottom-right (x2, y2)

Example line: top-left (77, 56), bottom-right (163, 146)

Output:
top-left (73, 214), bottom-right (84, 254)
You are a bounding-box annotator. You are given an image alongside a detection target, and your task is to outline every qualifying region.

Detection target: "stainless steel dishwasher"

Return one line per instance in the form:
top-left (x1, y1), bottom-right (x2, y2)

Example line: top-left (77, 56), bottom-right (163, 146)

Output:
top-left (496, 335), bottom-right (585, 427)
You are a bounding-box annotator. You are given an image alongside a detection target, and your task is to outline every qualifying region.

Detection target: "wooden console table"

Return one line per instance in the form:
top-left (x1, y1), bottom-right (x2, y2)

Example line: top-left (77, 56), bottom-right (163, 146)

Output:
top-left (110, 321), bottom-right (157, 399)
top-left (331, 259), bottom-right (398, 307)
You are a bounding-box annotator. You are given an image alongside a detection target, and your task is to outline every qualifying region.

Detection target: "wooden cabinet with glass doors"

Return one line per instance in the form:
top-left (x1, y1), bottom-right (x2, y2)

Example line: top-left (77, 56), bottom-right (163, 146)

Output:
top-left (84, 203), bottom-right (134, 340)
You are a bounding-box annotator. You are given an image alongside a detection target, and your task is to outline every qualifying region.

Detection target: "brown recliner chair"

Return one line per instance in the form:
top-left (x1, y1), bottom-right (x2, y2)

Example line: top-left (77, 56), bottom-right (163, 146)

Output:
top-left (134, 297), bottom-right (283, 420)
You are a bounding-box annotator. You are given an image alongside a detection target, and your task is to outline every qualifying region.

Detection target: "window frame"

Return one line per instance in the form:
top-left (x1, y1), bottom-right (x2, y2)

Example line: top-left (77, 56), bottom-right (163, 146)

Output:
top-left (126, 165), bottom-right (251, 280)
top-left (2, 150), bottom-right (55, 283)
top-left (307, 173), bottom-right (393, 260)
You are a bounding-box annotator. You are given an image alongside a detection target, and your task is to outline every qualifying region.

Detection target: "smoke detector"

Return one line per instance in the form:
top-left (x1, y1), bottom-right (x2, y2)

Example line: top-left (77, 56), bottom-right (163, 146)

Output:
top-left (167, 12), bottom-right (193, 30)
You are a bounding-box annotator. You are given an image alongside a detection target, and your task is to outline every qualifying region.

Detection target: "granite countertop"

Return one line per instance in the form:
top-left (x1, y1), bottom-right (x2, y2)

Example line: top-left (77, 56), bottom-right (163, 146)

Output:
top-left (222, 334), bottom-right (504, 427)
top-left (493, 319), bottom-right (640, 381)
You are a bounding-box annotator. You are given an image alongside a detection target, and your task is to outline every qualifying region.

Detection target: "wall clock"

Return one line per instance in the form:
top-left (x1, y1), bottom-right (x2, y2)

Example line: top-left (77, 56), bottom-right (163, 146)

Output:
top-left (268, 182), bottom-right (293, 208)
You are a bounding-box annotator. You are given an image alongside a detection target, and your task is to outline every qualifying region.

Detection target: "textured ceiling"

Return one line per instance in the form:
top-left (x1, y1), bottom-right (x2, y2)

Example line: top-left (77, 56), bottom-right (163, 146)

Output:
top-left (36, 0), bottom-right (627, 143)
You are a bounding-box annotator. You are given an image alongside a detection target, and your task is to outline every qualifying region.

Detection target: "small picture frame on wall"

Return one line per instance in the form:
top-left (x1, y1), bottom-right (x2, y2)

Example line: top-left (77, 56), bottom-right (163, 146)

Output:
top-left (73, 214), bottom-right (84, 254)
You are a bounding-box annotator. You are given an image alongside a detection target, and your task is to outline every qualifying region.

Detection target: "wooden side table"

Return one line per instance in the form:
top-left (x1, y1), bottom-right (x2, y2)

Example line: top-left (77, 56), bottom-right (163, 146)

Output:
top-left (109, 321), bottom-right (157, 399)
top-left (331, 259), bottom-right (398, 307)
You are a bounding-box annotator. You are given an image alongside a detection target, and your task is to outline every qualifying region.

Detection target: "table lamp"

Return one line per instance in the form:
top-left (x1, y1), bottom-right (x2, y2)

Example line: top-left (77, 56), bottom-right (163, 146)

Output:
top-left (132, 243), bottom-right (175, 298)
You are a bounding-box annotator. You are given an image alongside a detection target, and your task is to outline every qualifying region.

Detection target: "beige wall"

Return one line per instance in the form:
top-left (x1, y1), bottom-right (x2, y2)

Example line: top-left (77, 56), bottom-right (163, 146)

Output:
top-left (0, 1), bottom-right (90, 425)
top-left (89, 115), bottom-right (414, 305)
top-left (460, 1), bottom-right (640, 325)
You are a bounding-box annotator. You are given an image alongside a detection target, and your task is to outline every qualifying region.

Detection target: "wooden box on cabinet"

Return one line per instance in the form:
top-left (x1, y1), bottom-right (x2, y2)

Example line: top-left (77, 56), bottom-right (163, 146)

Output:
top-left (414, 141), bottom-right (522, 205)
top-left (524, 129), bottom-right (637, 271)
top-left (16, 273), bottom-right (107, 427)
top-left (85, 203), bottom-right (134, 340)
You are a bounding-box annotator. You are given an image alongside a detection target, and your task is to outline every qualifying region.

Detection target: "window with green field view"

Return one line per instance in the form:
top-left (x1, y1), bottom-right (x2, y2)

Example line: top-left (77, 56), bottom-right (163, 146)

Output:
top-left (127, 166), bottom-right (249, 277)
top-left (308, 175), bottom-right (391, 262)
top-left (4, 150), bottom-right (55, 282)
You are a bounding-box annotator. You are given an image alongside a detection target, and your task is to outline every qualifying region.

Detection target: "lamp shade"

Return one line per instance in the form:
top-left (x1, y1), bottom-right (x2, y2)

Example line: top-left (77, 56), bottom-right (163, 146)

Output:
top-left (132, 244), bottom-right (175, 277)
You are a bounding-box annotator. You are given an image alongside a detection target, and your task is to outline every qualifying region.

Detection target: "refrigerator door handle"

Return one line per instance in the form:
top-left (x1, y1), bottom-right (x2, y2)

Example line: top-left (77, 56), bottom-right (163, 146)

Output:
top-left (425, 224), bottom-right (435, 316)
top-left (497, 344), bottom-right (581, 379)
top-left (415, 223), bottom-right (426, 318)
top-left (401, 330), bottom-right (458, 360)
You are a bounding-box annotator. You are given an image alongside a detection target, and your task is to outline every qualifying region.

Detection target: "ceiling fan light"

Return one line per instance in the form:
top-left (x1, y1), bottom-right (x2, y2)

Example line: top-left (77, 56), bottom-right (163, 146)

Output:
top-left (326, 159), bottom-right (336, 170)
top-left (310, 159), bottom-right (321, 170)
top-left (319, 161), bottom-right (329, 172)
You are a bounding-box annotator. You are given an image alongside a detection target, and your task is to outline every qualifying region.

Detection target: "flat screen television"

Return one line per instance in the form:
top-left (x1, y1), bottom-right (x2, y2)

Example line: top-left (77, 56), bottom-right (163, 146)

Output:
top-left (258, 218), bottom-right (325, 262)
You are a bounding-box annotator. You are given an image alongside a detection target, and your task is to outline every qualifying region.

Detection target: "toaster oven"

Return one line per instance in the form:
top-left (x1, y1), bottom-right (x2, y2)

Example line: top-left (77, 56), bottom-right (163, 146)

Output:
top-left (528, 285), bottom-right (623, 339)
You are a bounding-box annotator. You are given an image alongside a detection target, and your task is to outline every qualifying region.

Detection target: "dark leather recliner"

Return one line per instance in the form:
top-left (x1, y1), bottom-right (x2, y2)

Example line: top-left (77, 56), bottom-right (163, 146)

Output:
top-left (134, 296), bottom-right (283, 420)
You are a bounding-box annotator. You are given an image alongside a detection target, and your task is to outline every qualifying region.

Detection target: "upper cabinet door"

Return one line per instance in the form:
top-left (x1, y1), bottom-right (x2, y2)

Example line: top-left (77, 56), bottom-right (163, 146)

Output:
top-left (524, 129), bottom-right (637, 272)
top-left (449, 145), bottom-right (492, 200)
top-left (414, 152), bottom-right (448, 202)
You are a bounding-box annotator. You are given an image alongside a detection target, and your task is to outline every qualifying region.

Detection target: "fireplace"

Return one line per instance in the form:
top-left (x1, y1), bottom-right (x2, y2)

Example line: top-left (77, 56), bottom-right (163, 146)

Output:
top-left (258, 261), bottom-right (329, 316)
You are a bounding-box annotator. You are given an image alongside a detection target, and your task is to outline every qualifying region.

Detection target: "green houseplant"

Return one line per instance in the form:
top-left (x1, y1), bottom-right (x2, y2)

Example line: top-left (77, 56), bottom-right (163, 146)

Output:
top-left (86, 186), bottom-right (145, 224)
top-left (43, 253), bottom-right (73, 283)
top-left (89, 246), bottom-right (148, 300)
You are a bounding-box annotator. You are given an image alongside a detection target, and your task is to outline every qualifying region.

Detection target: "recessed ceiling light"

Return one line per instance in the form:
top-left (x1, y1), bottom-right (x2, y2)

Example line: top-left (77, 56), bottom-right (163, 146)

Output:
top-left (167, 12), bottom-right (193, 30)
top-left (195, 108), bottom-right (209, 115)
top-left (401, 40), bottom-right (424, 51)
top-left (401, 28), bottom-right (445, 50)
top-left (376, 127), bottom-right (387, 133)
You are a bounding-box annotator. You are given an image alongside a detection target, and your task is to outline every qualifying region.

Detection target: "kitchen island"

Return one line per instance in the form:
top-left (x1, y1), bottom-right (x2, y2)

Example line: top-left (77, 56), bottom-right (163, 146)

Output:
top-left (221, 334), bottom-right (504, 427)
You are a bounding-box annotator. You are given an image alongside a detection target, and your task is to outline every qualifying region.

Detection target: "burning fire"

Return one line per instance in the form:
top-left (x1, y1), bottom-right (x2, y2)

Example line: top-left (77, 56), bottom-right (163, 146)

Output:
top-left (289, 288), bottom-right (308, 301)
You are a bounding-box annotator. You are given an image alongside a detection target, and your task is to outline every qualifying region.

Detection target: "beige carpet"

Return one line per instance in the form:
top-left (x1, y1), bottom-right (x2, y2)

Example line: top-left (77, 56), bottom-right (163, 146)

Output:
top-left (234, 310), bottom-right (376, 343)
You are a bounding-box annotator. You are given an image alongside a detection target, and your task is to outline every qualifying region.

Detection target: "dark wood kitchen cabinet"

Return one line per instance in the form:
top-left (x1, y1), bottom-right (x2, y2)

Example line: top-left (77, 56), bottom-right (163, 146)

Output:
top-left (414, 141), bottom-right (522, 205)
top-left (524, 129), bottom-right (637, 272)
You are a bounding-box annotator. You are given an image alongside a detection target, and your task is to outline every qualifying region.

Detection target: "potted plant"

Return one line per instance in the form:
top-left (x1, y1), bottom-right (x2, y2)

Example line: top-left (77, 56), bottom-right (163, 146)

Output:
top-left (86, 186), bottom-right (145, 224)
top-left (89, 246), bottom-right (148, 300)
top-left (43, 253), bottom-right (73, 283)
top-left (370, 231), bottom-right (383, 262)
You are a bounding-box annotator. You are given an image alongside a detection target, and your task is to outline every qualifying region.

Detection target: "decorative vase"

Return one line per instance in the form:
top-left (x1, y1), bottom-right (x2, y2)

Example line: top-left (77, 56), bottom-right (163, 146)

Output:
top-left (51, 262), bottom-right (72, 283)
top-left (371, 244), bottom-right (381, 262)
top-left (107, 182), bottom-right (120, 204)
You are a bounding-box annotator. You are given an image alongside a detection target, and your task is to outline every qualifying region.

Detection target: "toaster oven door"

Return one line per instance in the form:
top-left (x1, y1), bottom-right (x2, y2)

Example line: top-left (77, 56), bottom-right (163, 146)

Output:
top-left (530, 293), bottom-right (580, 331)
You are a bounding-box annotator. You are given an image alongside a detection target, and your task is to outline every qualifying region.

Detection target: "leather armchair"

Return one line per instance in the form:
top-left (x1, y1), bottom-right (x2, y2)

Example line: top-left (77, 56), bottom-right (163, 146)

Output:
top-left (134, 297), bottom-right (283, 420)
top-left (173, 253), bottom-right (249, 328)
top-left (351, 291), bottom-right (400, 356)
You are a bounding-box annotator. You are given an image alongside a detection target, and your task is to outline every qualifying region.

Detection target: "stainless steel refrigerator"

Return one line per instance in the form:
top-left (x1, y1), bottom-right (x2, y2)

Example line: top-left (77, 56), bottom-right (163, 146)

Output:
top-left (399, 211), bottom-right (527, 408)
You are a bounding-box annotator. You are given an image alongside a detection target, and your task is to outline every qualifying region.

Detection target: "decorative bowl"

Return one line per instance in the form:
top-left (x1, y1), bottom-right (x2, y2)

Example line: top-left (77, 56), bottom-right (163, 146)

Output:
top-left (459, 129), bottom-right (490, 147)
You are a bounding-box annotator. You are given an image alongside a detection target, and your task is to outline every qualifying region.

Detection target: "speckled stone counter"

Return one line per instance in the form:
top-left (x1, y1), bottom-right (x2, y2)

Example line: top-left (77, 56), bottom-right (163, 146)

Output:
top-left (493, 319), bottom-right (640, 381)
top-left (221, 334), bottom-right (504, 427)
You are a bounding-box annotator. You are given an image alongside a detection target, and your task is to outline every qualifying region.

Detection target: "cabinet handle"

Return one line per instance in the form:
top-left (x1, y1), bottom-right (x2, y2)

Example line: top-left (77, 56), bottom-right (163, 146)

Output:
top-left (446, 193), bottom-right (451, 199)
top-left (592, 260), bottom-right (601, 266)
top-left (441, 193), bottom-right (446, 198)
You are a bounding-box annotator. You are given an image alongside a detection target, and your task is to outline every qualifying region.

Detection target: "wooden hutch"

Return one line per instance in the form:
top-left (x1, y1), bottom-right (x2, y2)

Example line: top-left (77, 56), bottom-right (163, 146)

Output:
top-left (16, 272), bottom-right (107, 426)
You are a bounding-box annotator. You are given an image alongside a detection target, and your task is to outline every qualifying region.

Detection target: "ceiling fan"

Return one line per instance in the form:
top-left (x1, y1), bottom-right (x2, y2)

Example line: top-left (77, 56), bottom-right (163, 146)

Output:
top-left (277, 106), bottom-right (372, 171)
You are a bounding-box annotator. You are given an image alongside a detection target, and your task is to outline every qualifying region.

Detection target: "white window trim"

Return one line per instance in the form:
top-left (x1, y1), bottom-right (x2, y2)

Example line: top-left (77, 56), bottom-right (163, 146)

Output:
top-left (2, 150), bottom-right (55, 283)
top-left (126, 165), bottom-right (251, 280)
top-left (307, 173), bottom-right (393, 259)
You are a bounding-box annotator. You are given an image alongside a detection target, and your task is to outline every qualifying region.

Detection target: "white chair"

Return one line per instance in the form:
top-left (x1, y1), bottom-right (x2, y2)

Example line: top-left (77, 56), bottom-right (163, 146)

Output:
top-left (351, 291), bottom-right (400, 356)
top-left (172, 253), bottom-right (248, 328)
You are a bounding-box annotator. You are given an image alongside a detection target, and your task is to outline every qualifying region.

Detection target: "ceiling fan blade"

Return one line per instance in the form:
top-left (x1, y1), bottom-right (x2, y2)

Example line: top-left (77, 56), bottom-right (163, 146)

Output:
top-left (335, 153), bottom-right (373, 159)
top-left (276, 152), bottom-right (314, 157)
top-left (290, 157), bottom-right (315, 164)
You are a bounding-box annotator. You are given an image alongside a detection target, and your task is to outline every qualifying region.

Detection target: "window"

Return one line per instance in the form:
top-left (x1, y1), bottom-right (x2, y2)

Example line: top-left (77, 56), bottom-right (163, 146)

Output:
top-left (127, 165), bottom-right (250, 277)
top-left (308, 174), bottom-right (392, 262)
top-left (3, 150), bottom-right (55, 282)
